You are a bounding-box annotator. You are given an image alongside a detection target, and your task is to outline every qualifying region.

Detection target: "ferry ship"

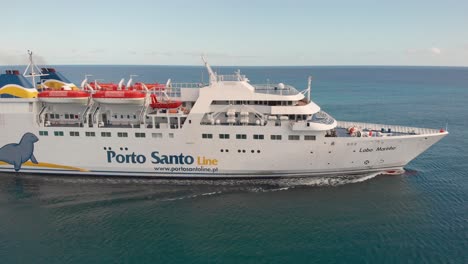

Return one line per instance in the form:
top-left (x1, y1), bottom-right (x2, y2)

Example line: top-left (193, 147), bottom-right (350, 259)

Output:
top-left (0, 52), bottom-right (448, 178)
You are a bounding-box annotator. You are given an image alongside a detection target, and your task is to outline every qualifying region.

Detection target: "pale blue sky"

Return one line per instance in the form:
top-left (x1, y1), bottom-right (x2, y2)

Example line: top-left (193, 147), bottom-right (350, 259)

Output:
top-left (1, 0), bottom-right (467, 66)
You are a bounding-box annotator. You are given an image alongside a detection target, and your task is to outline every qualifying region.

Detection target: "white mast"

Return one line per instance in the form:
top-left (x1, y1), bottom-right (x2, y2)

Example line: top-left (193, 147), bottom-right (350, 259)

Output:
top-left (307, 76), bottom-right (312, 102)
top-left (23, 50), bottom-right (47, 89)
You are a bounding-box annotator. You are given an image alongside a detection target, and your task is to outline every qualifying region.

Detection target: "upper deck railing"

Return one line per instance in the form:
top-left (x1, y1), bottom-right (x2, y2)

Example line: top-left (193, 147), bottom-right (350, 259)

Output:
top-left (216, 74), bottom-right (246, 82)
top-left (252, 84), bottom-right (300, 96)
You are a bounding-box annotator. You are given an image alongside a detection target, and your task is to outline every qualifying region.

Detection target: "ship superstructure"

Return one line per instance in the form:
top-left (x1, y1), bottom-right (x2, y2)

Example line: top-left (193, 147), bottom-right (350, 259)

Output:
top-left (0, 53), bottom-right (448, 178)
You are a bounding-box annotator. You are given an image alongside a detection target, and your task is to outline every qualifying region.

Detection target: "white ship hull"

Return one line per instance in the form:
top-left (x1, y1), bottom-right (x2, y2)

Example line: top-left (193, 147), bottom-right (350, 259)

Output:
top-left (0, 60), bottom-right (448, 179)
top-left (0, 108), bottom-right (446, 178)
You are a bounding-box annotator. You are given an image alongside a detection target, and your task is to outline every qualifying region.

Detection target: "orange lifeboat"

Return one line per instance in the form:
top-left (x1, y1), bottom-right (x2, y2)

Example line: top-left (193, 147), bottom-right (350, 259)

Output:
top-left (93, 90), bottom-right (145, 105)
top-left (38, 90), bottom-right (90, 105)
top-left (89, 82), bottom-right (120, 90)
top-left (149, 94), bottom-right (182, 109)
top-left (132, 82), bottom-right (165, 90)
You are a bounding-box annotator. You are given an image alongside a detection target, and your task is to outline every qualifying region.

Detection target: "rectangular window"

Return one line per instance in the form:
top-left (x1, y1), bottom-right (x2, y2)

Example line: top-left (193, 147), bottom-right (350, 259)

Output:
top-left (85, 132), bottom-right (96, 137)
top-left (202, 133), bottom-right (213, 139)
top-left (253, 134), bottom-right (264, 140)
top-left (271, 135), bottom-right (282, 140)
top-left (54, 131), bottom-right (64, 136)
top-left (236, 134), bottom-right (247, 139)
top-left (152, 133), bottom-right (163, 139)
top-left (70, 131), bottom-right (80, 137)
top-left (65, 114), bottom-right (69, 119)
top-left (169, 133), bottom-right (174, 138)
top-left (219, 134), bottom-right (230, 139)
top-left (288, 135), bottom-right (300, 140)
top-left (101, 132), bottom-right (111, 137)
top-left (135, 132), bottom-right (146, 138)
top-left (118, 132), bottom-right (128, 138)
top-left (304, 135), bottom-right (316, 141)
top-left (39, 131), bottom-right (48, 136)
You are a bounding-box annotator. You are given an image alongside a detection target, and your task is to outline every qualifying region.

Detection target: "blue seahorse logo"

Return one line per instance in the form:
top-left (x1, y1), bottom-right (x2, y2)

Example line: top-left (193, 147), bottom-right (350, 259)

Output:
top-left (0, 133), bottom-right (39, 172)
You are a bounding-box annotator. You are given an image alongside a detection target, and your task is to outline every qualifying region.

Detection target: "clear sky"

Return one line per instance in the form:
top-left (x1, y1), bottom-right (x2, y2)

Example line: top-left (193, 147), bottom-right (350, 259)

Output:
top-left (1, 0), bottom-right (467, 66)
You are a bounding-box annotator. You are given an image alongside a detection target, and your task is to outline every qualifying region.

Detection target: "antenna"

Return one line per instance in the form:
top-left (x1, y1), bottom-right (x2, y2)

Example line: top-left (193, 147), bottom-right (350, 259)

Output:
top-left (307, 76), bottom-right (312, 102)
top-left (23, 50), bottom-right (47, 89)
top-left (201, 55), bottom-right (217, 84)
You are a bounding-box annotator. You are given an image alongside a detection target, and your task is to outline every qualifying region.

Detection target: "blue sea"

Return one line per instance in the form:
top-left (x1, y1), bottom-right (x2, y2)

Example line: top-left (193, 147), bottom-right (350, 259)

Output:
top-left (0, 65), bottom-right (467, 263)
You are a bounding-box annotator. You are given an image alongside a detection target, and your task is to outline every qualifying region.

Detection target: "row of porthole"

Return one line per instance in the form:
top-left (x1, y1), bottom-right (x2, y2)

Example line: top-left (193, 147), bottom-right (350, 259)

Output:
top-left (220, 149), bottom-right (261, 153)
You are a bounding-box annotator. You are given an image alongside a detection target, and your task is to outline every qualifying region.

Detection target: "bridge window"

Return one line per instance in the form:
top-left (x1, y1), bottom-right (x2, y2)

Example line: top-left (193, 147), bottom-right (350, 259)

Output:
top-left (70, 131), bottom-right (80, 137)
top-left (135, 132), bottom-right (146, 138)
top-left (85, 132), bottom-right (95, 137)
top-left (219, 134), bottom-right (230, 139)
top-left (304, 135), bottom-right (316, 141)
top-left (101, 132), bottom-right (111, 137)
top-left (202, 133), bottom-right (213, 139)
top-left (54, 131), bottom-right (64, 136)
top-left (288, 135), bottom-right (300, 140)
top-left (39, 131), bottom-right (48, 136)
top-left (118, 132), bottom-right (128, 138)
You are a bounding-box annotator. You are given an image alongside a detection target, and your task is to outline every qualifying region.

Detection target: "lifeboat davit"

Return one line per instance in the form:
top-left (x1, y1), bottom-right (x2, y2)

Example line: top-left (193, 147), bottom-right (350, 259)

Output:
top-left (93, 90), bottom-right (145, 105)
top-left (132, 82), bottom-right (165, 90)
top-left (38, 90), bottom-right (90, 105)
top-left (150, 94), bottom-right (182, 109)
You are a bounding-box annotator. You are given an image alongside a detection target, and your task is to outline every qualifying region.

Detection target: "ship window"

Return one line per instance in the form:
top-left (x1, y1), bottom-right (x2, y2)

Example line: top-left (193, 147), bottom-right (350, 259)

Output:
top-left (288, 135), bottom-right (300, 141)
top-left (219, 134), bottom-right (230, 139)
top-left (114, 115), bottom-right (118, 118)
top-left (236, 134), bottom-right (247, 139)
top-left (54, 131), bottom-right (64, 136)
top-left (39, 131), bottom-right (48, 136)
top-left (304, 135), bottom-right (316, 141)
top-left (120, 115), bottom-right (124, 119)
top-left (118, 132), bottom-right (128, 138)
top-left (127, 115), bottom-right (130, 119)
top-left (271, 135), bottom-right (282, 140)
top-left (70, 131), bottom-right (80, 137)
top-left (85, 132), bottom-right (95, 137)
top-left (135, 132), bottom-right (146, 138)
top-left (202, 133), bottom-right (213, 139)
top-left (65, 114), bottom-right (69, 119)
top-left (253, 134), bottom-right (264, 140)
top-left (101, 132), bottom-right (111, 137)
top-left (152, 133), bottom-right (163, 138)
top-left (133, 115), bottom-right (137, 119)
top-left (169, 133), bottom-right (174, 138)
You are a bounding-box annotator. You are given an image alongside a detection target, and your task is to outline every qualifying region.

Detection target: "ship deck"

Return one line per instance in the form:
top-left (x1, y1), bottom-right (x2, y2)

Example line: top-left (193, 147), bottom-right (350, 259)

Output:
top-left (333, 121), bottom-right (443, 138)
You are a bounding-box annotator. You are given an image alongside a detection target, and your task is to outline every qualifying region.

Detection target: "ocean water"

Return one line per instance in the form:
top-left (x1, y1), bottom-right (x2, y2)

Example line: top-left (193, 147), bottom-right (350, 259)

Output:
top-left (0, 65), bottom-right (467, 263)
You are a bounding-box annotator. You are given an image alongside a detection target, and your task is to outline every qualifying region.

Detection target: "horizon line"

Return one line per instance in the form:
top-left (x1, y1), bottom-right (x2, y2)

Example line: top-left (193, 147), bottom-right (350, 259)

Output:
top-left (1, 64), bottom-right (467, 68)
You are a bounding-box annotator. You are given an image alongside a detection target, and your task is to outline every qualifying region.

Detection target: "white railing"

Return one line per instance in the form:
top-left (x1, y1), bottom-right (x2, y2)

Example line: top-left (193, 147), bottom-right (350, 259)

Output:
top-left (337, 121), bottom-right (441, 135)
top-left (217, 74), bottom-right (246, 82)
top-left (252, 84), bottom-right (300, 96)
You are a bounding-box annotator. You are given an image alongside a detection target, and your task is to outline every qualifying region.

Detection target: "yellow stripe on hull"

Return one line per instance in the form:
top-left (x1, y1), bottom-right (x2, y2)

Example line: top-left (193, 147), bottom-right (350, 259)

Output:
top-left (0, 161), bottom-right (89, 172)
